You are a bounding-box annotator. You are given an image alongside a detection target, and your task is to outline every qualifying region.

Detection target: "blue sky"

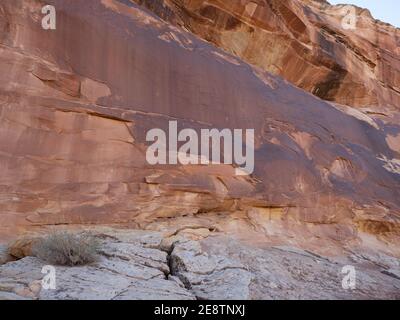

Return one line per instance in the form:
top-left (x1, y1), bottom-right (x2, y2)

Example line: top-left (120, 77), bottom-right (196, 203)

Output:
top-left (329, 0), bottom-right (399, 27)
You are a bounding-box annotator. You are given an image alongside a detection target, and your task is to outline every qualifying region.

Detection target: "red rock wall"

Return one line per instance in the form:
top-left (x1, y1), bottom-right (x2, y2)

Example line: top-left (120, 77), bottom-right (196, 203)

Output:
top-left (0, 0), bottom-right (399, 251)
top-left (133, 0), bottom-right (400, 110)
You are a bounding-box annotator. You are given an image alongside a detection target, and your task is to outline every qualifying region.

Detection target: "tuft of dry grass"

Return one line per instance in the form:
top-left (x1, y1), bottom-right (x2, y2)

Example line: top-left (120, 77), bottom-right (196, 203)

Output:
top-left (33, 231), bottom-right (100, 266)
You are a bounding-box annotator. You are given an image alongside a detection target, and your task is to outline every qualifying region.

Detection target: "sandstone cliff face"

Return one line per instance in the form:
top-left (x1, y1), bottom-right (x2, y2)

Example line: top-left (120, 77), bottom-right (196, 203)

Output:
top-left (0, 0), bottom-right (399, 263)
top-left (133, 0), bottom-right (400, 110)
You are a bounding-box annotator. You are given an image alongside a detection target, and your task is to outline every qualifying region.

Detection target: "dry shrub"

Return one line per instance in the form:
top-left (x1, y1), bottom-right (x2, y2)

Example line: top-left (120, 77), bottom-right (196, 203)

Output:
top-left (33, 231), bottom-right (100, 266)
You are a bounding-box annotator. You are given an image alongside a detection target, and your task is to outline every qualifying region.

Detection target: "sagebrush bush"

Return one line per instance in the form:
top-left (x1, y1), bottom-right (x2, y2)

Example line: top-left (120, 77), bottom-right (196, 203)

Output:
top-left (33, 231), bottom-right (100, 266)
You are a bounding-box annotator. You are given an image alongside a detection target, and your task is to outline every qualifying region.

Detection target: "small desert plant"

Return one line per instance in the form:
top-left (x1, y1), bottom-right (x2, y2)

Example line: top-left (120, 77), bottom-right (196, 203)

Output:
top-left (33, 231), bottom-right (100, 266)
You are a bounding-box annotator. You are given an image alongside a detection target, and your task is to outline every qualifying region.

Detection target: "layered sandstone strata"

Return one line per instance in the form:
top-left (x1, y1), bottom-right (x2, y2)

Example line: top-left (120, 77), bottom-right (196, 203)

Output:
top-left (0, 0), bottom-right (399, 263)
top-left (133, 0), bottom-right (400, 110)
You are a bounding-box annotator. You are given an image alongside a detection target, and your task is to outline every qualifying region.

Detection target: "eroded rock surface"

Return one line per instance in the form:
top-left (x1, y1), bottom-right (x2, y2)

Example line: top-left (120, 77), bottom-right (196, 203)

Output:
top-left (0, 0), bottom-right (400, 301)
top-left (0, 0), bottom-right (399, 251)
top-left (0, 229), bottom-right (399, 300)
top-left (132, 0), bottom-right (400, 110)
top-left (0, 229), bottom-right (195, 300)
